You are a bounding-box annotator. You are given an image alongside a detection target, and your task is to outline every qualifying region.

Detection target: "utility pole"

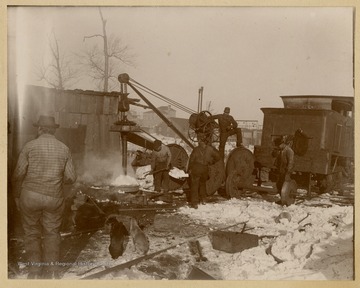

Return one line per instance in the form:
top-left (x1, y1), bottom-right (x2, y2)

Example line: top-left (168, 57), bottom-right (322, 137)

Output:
top-left (198, 86), bottom-right (204, 113)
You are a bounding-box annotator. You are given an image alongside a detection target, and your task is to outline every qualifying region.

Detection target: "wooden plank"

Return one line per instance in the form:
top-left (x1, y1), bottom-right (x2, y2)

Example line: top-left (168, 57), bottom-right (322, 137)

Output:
top-left (40, 89), bottom-right (56, 113)
top-left (96, 96), bottom-right (104, 115)
top-left (84, 114), bottom-right (93, 150)
top-left (64, 93), bottom-right (76, 112)
top-left (85, 114), bottom-right (100, 151)
top-left (58, 112), bottom-right (69, 128)
top-left (54, 112), bottom-right (60, 127)
top-left (93, 114), bottom-right (101, 151)
top-left (69, 93), bottom-right (81, 113)
top-left (99, 114), bottom-right (108, 151)
top-left (55, 91), bottom-right (67, 112)
top-left (103, 96), bottom-right (111, 115)
top-left (68, 113), bottom-right (82, 128)
top-left (80, 95), bottom-right (90, 114)
top-left (109, 97), bottom-right (118, 115)
top-left (81, 114), bottom-right (88, 126)
top-left (88, 96), bottom-right (97, 114)
top-left (109, 115), bottom-right (120, 151)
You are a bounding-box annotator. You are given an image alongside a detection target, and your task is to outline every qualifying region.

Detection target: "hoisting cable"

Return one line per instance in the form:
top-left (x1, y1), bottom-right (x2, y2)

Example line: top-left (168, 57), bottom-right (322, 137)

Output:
top-left (130, 77), bottom-right (194, 111)
top-left (131, 82), bottom-right (195, 114)
top-left (130, 78), bottom-right (197, 115)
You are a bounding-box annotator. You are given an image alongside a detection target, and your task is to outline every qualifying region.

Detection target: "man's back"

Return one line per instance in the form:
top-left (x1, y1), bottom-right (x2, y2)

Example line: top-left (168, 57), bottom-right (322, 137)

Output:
top-left (13, 134), bottom-right (76, 197)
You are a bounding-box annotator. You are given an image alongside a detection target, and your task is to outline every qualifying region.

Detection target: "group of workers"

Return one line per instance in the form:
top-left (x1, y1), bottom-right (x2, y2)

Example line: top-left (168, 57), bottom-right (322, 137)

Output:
top-left (150, 106), bottom-right (242, 209)
top-left (10, 108), bottom-right (294, 279)
top-left (150, 106), bottom-right (294, 209)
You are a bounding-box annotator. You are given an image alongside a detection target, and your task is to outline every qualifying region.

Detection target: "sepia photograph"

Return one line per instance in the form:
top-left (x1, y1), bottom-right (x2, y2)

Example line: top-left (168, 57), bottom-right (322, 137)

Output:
top-left (4, 2), bottom-right (357, 286)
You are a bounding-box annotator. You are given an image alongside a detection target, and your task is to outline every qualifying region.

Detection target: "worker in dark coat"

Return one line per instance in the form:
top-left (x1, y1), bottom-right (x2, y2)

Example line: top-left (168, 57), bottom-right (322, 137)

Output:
top-left (11, 115), bottom-right (77, 279)
top-left (212, 107), bottom-right (243, 159)
top-left (187, 136), bottom-right (221, 209)
top-left (274, 136), bottom-right (295, 194)
top-left (151, 140), bottom-right (172, 193)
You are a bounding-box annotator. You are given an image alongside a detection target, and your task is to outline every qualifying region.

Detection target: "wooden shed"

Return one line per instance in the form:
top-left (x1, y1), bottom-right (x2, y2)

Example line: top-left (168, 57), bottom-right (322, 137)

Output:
top-left (8, 85), bottom-right (126, 171)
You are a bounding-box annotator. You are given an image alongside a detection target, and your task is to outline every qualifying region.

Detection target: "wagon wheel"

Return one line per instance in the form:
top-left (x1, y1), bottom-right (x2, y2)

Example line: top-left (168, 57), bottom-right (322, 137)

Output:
top-left (211, 127), bottom-right (220, 143)
top-left (225, 147), bottom-right (255, 198)
top-left (188, 111), bottom-right (216, 144)
top-left (188, 126), bottom-right (198, 142)
top-left (280, 180), bottom-right (297, 206)
top-left (226, 171), bottom-right (246, 198)
top-left (188, 113), bottom-right (200, 142)
top-left (188, 125), bottom-right (213, 143)
top-left (226, 147), bottom-right (255, 176)
top-left (167, 144), bottom-right (189, 191)
top-left (198, 110), bottom-right (212, 121)
top-left (202, 120), bottom-right (219, 144)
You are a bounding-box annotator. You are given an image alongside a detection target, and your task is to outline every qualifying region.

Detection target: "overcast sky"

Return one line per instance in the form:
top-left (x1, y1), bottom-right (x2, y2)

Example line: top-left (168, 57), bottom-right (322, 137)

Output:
top-left (8, 6), bottom-right (354, 122)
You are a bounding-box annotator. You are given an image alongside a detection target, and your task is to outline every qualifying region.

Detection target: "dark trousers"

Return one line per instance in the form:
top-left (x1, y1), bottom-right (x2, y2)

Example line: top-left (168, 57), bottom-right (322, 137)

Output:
top-left (153, 162), bottom-right (170, 193)
top-left (19, 190), bottom-right (65, 276)
top-left (219, 128), bottom-right (243, 158)
top-left (189, 163), bottom-right (209, 205)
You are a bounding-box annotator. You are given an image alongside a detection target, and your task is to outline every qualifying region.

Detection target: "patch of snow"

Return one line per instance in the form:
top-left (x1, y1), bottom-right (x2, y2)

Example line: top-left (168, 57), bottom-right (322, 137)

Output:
top-left (177, 198), bottom-right (353, 280)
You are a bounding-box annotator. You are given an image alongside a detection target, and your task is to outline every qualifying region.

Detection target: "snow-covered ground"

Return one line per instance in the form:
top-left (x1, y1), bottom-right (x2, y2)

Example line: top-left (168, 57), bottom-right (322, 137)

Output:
top-left (63, 136), bottom-right (354, 281)
top-left (59, 184), bottom-right (353, 281)
top-left (177, 196), bottom-right (353, 280)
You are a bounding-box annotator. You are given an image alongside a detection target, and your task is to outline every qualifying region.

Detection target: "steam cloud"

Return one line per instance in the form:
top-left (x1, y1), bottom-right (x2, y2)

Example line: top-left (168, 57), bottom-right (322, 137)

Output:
top-left (77, 151), bottom-right (137, 186)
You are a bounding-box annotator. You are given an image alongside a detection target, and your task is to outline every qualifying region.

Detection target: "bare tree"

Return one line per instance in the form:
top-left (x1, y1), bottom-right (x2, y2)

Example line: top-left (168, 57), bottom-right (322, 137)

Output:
top-left (36, 32), bottom-right (80, 90)
top-left (81, 8), bottom-right (135, 92)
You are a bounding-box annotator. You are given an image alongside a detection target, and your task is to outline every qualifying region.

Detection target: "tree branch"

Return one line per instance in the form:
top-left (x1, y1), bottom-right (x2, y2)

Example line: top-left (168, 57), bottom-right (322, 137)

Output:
top-left (83, 34), bottom-right (104, 42)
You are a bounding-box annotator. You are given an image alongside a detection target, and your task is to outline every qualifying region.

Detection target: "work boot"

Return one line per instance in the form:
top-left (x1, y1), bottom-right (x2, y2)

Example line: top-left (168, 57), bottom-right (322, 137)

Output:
top-left (190, 203), bottom-right (198, 209)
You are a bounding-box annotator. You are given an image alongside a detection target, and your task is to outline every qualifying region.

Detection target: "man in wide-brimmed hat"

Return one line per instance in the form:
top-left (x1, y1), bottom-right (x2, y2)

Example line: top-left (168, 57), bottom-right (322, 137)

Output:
top-left (12, 115), bottom-right (77, 279)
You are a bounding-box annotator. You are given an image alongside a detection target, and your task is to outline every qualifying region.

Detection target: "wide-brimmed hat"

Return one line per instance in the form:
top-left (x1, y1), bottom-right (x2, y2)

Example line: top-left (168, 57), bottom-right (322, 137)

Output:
top-left (33, 115), bottom-right (59, 128)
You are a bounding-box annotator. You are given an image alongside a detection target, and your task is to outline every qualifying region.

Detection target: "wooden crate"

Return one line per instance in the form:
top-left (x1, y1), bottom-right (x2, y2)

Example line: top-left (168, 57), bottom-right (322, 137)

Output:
top-left (209, 230), bottom-right (258, 253)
